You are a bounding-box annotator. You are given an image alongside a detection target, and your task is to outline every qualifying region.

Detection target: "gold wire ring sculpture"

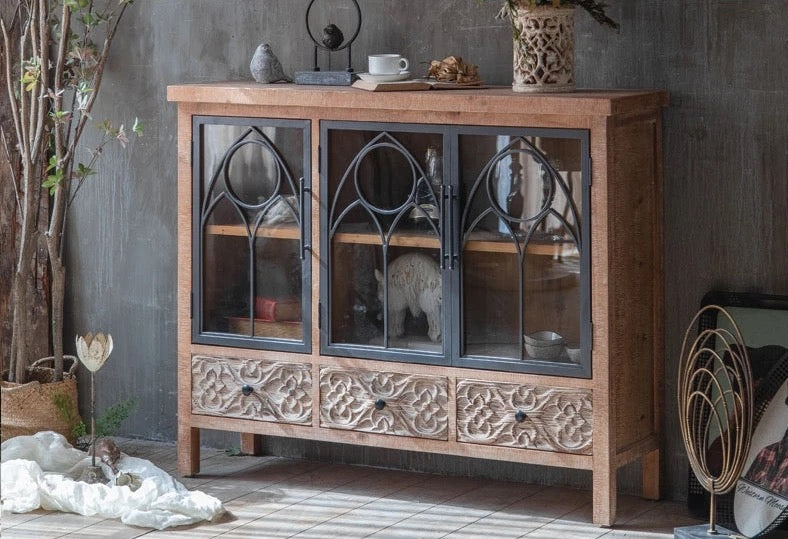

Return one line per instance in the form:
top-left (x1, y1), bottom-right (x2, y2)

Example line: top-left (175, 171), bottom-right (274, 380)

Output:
top-left (678, 305), bottom-right (754, 535)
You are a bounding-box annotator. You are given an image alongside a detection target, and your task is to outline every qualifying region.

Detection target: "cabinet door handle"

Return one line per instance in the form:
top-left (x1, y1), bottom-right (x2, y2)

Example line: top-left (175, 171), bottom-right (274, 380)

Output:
top-left (514, 410), bottom-right (527, 422)
top-left (241, 384), bottom-right (254, 396)
top-left (440, 184), bottom-right (447, 270)
top-left (445, 185), bottom-right (454, 270)
top-left (450, 185), bottom-right (460, 270)
top-left (374, 399), bottom-right (386, 410)
top-left (298, 177), bottom-right (309, 261)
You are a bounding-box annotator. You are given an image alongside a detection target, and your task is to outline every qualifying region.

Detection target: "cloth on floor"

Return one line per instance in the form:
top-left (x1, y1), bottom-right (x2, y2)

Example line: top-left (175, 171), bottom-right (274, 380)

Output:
top-left (0, 431), bottom-right (224, 529)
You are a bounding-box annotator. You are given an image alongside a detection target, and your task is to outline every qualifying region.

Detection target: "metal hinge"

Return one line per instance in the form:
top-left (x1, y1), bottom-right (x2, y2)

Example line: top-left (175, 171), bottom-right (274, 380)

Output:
top-left (190, 292), bottom-right (194, 319)
top-left (587, 157), bottom-right (592, 187)
top-left (590, 323), bottom-right (594, 350)
top-left (318, 301), bottom-right (322, 330)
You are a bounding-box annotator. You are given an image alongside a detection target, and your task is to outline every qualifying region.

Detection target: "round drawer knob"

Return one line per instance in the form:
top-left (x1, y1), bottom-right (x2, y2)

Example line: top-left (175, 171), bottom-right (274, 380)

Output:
top-left (374, 399), bottom-right (386, 410)
top-left (514, 410), bottom-right (527, 422)
top-left (241, 384), bottom-right (254, 396)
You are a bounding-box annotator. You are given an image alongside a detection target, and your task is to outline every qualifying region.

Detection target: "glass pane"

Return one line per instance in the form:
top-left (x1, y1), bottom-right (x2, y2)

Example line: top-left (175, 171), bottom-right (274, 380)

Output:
top-left (326, 128), bottom-right (444, 354)
top-left (460, 133), bottom-right (582, 364)
top-left (200, 122), bottom-right (305, 341)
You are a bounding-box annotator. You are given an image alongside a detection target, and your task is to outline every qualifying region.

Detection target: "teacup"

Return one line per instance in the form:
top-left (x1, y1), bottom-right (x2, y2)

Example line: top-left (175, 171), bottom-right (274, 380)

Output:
top-left (368, 54), bottom-right (409, 75)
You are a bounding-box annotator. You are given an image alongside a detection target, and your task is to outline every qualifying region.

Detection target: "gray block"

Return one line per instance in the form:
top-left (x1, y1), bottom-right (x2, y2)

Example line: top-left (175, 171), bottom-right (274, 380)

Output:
top-left (294, 70), bottom-right (356, 86)
top-left (674, 524), bottom-right (740, 538)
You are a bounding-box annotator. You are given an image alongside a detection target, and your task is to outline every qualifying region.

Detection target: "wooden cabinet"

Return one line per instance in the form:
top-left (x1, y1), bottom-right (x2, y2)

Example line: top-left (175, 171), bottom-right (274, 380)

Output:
top-left (168, 83), bottom-right (667, 527)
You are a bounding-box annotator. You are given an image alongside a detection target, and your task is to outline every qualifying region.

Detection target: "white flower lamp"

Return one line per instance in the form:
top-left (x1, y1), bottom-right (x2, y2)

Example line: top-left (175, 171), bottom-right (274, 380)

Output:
top-left (75, 332), bottom-right (113, 483)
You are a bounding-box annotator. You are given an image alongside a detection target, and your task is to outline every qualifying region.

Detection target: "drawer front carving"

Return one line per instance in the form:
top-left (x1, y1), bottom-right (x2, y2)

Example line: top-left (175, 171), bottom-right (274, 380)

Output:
top-left (456, 379), bottom-right (592, 454)
top-left (192, 355), bottom-right (312, 425)
top-left (320, 367), bottom-right (448, 440)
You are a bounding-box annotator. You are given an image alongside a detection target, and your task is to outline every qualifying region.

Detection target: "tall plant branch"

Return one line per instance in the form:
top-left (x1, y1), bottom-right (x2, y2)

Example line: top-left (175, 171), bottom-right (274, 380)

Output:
top-left (26, 2), bottom-right (38, 150)
top-left (1, 16), bottom-right (23, 169)
top-left (16, 8), bottom-right (30, 164)
top-left (45, 0), bottom-right (74, 381)
top-left (0, 127), bottom-right (22, 215)
top-left (5, 0), bottom-right (138, 384)
top-left (29, 0), bottom-right (50, 166)
top-left (61, 3), bottom-right (129, 168)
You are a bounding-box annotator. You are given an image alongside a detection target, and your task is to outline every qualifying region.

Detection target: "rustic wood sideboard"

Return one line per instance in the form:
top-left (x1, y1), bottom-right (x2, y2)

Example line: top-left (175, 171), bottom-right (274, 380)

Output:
top-left (167, 83), bottom-right (667, 526)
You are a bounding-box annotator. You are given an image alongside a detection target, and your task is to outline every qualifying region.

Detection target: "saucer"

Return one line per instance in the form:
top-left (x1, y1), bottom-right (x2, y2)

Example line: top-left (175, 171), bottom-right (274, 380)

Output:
top-left (357, 71), bottom-right (411, 83)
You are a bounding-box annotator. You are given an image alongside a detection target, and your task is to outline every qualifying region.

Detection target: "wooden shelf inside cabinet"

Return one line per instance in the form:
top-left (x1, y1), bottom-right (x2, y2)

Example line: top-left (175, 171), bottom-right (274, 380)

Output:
top-left (331, 229), bottom-right (578, 256)
top-left (205, 224), bottom-right (300, 240)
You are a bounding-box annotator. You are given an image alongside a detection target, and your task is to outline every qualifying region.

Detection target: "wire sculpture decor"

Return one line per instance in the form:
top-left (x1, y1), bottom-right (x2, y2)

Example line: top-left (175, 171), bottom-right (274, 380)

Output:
top-left (678, 305), bottom-right (754, 536)
top-left (295, 0), bottom-right (361, 85)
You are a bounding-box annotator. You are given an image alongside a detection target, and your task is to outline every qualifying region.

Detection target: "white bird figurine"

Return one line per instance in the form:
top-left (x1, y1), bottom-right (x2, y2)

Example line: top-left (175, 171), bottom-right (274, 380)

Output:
top-left (250, 43), bottom-right (290, 83)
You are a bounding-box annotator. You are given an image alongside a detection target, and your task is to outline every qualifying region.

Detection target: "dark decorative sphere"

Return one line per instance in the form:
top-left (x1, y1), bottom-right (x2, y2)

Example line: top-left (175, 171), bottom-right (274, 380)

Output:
top-left (321, 23), bottom-right (344, 50)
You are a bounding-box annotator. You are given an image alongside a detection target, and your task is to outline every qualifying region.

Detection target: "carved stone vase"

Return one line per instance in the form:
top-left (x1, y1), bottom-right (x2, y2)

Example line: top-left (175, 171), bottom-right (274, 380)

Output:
top-left (510, 4), bottom-right (575, 93)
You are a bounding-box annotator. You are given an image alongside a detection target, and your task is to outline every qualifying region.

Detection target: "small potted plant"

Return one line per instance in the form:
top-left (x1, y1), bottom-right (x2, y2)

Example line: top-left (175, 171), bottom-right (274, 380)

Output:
top-left (1, 0), bottom-right (140, 441)
top-left (481, 0), bottom-right (618, 92)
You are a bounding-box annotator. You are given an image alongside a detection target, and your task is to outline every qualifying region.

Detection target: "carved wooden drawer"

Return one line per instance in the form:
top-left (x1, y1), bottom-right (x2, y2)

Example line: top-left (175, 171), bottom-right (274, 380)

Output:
top-left (456, 379), bottom-right (593, 454)
top-left (191, 355), bottom-right (312, 425)
top-left (319, 366), bottom-right (448, 440)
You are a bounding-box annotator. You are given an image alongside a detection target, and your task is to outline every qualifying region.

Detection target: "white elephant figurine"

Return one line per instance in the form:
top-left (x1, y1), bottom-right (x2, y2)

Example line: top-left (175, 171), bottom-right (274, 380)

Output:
top-left (374, 253), bottom-right (442, 342)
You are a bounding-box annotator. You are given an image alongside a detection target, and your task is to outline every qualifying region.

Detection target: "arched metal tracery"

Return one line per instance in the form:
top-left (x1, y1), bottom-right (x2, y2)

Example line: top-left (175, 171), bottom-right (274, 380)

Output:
top-left (201, 126), bottom-right (305, 337)
top-left (460, 136), bottom-right (581, 361)
top-left (328, 131), bottom-right (443, 349)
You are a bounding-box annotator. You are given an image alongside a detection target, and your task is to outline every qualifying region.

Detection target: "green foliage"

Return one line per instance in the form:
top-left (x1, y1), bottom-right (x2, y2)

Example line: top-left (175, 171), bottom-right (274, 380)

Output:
top-left (21, 57), bottom-right (41, 91)
top-left (479, 0), bottom-right (619, 29)
top-left (52, 393), bottom-right (138, 447)
top-left (224, 446), bottom-right (242, 457)
top-left (52, 391), bottom-right (82, 432)
top-left (94, 398), bottom-right (138, 438)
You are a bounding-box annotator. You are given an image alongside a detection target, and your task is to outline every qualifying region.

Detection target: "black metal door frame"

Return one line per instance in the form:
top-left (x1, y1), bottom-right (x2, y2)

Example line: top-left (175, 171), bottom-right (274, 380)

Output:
top-left (192, 115), bottom-right (312, 353)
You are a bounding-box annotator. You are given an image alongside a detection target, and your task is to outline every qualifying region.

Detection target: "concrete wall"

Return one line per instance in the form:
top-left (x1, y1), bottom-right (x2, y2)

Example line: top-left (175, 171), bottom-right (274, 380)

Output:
top-left (66, 0), bottom-right (788, 501)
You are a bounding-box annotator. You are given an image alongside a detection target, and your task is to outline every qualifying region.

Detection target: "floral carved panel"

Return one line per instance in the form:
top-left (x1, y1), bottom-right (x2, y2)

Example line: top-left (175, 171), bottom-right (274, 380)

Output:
top-left (456, 379), bottom-right (592, 454)
top-left (319, 366), bottom-right (448, 440)
top-left (191, 355), bottom-right (312, 425)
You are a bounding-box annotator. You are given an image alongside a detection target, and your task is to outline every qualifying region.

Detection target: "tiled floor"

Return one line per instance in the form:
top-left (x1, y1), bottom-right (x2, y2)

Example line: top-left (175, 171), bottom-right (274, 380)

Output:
top-left (1, 438), bottom-right (703, 538)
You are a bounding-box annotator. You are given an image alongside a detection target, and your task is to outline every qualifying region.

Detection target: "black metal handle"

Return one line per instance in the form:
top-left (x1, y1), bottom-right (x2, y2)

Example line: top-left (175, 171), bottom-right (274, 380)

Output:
top-left (450, 185), bottom-right (459, 270)
top-left (298, 177), bottom-right (307, 261)
top-left (241, 384), bottom-right (254, 396)
top-left (514, 410), bottom-right (527, 422)
top-left (447, 185), bottom-right (455, 270)
top-left (374, 398), bottom-right (386, 411)
top-left (439, 183), bottom-right (446, 270)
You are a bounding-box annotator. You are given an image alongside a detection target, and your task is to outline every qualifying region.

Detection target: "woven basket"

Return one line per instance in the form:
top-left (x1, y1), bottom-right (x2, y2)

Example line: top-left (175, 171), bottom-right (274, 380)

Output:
top-left (1, 355), bottom-right (81, 443)
top-left (511, 4), bottom-right (575, 93)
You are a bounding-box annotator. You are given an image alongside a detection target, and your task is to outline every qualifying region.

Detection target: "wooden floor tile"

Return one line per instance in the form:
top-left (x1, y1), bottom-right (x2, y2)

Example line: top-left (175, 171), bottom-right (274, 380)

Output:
top-left (1, 438), bottom-right (703, 539)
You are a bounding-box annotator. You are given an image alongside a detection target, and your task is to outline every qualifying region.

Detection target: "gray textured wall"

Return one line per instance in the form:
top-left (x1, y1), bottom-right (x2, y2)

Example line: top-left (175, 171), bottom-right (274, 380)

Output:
top-left (65, 0), bottom-right (788, 501)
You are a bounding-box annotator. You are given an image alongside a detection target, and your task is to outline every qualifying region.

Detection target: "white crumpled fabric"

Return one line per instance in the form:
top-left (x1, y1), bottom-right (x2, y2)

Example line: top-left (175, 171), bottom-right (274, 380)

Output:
top-left (0, 431), bottom-right (224, 529)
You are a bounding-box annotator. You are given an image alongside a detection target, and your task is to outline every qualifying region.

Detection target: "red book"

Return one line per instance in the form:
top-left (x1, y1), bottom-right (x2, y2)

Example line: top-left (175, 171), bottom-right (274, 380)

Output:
top-left (254, 297), bottom-right (301, 322)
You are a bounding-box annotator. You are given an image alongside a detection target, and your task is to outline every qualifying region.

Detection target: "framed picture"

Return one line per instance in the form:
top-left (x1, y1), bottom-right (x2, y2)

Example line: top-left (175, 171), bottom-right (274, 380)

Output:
top-left (686, 291), bottom-right (788, 536)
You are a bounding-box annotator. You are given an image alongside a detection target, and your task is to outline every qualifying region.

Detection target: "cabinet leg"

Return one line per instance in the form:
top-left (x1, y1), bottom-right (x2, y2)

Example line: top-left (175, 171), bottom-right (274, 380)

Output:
top-left (240, 433), bottom-right (263, 455)
top-left (642, 448), bottom-right (661, 500)
top-left (593, 469), bottom-right (616, 527)
top-left (178, 426), bottom-right (200, 477)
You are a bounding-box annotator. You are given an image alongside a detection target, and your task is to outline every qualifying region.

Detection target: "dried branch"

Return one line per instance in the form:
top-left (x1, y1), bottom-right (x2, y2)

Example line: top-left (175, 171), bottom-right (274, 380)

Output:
top-left (30, 0), bottom-right (49, 165)
top-left (62, 3), bottom-right (130, 169)
top-left (1, 17), bottom-right (23, 164)
top-left (0, 127), bottom-right (22, 215)
top-left (565, 0), bottom-right (618, 29)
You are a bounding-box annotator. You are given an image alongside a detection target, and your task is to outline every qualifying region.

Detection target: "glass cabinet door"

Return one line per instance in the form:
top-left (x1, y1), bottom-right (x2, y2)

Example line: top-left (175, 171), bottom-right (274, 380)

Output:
top-left (194, 117), bottom-right (310, 352)
top-left (321, 122), bottom-right (448, 364)
top-left (454, 128), bottom-right (590, 376)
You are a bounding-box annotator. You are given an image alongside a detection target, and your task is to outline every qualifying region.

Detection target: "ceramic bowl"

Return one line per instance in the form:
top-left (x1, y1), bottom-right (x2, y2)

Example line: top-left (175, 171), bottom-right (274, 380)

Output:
top-left (565, 347), bottom-right (581, 363)
top-left (523, 331), bottom-right (564, 359)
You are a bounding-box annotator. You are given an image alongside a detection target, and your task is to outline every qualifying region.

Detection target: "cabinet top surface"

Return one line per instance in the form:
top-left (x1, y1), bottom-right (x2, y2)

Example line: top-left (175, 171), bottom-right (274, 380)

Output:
top-left (167, 82), bottom-right (667, 117)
